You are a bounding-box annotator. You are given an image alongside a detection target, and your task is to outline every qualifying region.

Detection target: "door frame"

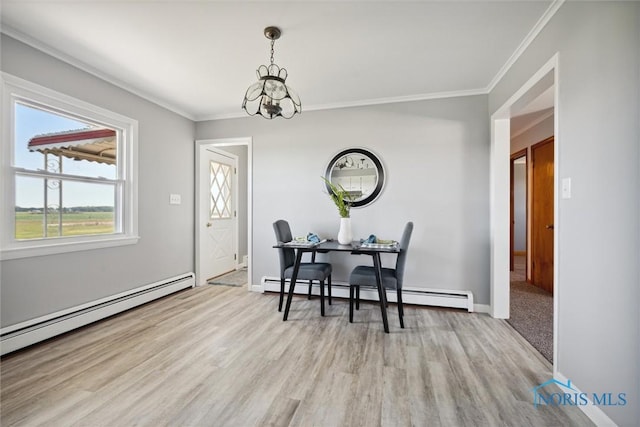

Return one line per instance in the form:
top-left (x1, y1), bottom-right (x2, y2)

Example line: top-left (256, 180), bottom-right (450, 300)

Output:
top-left (202, 147), bottom-right (238, 281)
top-left (510, 148), bottom-right (527, 275)
top-left (195, 137), bottom-right (253, 291)
top-left (490, 53), bottom-right (559, 374)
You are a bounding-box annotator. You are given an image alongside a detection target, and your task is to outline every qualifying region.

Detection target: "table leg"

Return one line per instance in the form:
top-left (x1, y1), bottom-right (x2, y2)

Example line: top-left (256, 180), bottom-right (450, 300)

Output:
top-left (372, 252), bottom-right (389, 333)
top-left (283, 249), bottom-right (303, 321)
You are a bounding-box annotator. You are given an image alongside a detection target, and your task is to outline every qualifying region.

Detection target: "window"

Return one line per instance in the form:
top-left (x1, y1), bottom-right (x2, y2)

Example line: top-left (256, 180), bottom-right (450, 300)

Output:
top-left (1, 73), bottom-right (138, 259)
top-left (209, 160), bottom-right (232, 219)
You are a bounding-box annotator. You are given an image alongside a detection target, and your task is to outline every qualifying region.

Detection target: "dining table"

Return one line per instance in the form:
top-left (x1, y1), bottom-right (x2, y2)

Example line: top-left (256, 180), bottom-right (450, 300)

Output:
top-left (274, 239), bottom-right (400, 333)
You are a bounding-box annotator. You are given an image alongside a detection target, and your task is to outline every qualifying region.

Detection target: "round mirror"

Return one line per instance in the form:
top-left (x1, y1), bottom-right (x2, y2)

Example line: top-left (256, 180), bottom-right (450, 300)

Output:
top-left (324, 148), bottom-right (385, 208)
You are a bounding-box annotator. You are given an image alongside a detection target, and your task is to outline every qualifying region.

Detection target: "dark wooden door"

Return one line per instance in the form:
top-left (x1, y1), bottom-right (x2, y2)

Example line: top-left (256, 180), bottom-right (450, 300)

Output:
top-left (531, 137), bottom-right (554, 294)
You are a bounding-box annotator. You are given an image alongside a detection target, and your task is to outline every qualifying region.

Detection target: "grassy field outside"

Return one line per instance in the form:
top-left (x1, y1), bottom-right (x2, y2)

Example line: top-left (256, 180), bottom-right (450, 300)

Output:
top-left (15, 211), bottom-right (115, 239)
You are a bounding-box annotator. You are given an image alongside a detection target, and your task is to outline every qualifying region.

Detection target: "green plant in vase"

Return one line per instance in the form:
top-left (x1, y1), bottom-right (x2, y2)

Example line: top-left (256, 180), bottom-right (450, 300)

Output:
top-left (321, 177), bottom-right (353, 217)
top-left (322, 177), bottom-right (356, 244)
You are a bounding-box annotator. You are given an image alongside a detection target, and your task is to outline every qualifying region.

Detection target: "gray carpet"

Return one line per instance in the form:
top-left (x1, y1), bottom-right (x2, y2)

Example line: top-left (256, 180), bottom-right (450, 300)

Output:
top-left (507, 280), bottom-right (553, 363)
top-left (208, 268), bottom-right (247, 287)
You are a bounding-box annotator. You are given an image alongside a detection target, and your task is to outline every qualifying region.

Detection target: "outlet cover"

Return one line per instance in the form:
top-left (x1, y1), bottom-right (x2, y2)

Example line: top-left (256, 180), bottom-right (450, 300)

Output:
top-left (169, 194), bottom-right (181, 205)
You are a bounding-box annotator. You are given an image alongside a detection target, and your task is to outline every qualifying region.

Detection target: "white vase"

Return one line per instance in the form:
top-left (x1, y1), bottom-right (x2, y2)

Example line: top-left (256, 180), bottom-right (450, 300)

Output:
top-left (337, 217), bottom-right (353, 245)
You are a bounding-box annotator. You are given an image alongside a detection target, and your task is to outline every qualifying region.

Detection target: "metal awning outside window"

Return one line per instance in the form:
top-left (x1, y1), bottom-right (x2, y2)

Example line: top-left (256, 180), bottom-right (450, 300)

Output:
top-left (27, 128), bottom-right (116, 165)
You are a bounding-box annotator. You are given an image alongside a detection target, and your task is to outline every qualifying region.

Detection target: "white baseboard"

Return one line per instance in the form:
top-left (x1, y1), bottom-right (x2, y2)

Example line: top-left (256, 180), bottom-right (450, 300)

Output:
top-left (236, 256), bottom-right (248, 269)
top-left (0, 272), bottom-right (195, 355)
top-left (554, 372), bottom-right (619, 427)
top-left (261, 277), bottom-right (474, 312)
top-left (474, 304), bottom-right (491, 314)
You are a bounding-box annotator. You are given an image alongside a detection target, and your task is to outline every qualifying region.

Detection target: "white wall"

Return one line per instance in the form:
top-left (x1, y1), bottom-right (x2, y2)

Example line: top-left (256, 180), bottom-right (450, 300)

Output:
top-left (491, 2), bottom-right (640, 425)
top-left (0, 35), bottom-right (196, 327)
top-left (512, 112), bottom-right (554, 154)
top-left (197, 96), bottom-right (491, 304)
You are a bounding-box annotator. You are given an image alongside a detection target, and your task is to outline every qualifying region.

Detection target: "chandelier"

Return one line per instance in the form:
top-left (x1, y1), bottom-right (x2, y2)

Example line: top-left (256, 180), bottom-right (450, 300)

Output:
top-left (242, 26), bottom-right (301, 119)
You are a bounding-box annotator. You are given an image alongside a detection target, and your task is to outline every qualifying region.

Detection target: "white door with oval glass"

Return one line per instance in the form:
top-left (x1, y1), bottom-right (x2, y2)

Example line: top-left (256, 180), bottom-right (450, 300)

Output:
top-left (199, 148), bottom-right (237, 282)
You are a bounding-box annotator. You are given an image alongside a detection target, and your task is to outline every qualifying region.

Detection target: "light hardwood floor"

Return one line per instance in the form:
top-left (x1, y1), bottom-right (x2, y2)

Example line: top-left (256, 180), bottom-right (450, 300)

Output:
top-left (1, 286), bottom-right (592, 426)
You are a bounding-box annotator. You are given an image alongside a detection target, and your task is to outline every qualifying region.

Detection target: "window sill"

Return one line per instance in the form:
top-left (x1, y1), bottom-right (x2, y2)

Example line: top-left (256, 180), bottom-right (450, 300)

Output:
top-left (0, 235), bottom-right (140, 260)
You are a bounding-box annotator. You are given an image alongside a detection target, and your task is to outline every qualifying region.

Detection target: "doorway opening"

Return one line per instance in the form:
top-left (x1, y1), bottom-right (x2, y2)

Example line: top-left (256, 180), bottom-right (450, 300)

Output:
top-left (507, 136), bottom-right (555, 363)
top-left (490, 53), bottom-right (558, 372)
top-left (195, 137), bottom-right (253, 290)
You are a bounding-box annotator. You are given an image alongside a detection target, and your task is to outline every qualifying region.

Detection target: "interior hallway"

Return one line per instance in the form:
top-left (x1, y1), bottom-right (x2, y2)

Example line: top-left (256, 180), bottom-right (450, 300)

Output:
top-left (507, 255), bottom-right (554, 363)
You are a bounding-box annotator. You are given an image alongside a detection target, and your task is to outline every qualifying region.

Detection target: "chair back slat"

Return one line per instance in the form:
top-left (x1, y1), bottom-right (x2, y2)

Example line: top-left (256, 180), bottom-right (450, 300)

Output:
top-left (395, 221), bottom-right (414, 288)
top-left (273, 219), bottom-right (296, 273)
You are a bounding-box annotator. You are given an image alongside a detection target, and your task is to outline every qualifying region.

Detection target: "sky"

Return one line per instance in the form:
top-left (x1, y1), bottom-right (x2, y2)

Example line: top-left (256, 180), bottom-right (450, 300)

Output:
top-left (14, 103), bottom-right (116, 208)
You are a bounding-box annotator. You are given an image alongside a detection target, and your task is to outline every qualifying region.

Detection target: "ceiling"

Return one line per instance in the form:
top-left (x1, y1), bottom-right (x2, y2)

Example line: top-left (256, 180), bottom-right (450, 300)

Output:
top-left (1, 0), bottom-right (555, 121)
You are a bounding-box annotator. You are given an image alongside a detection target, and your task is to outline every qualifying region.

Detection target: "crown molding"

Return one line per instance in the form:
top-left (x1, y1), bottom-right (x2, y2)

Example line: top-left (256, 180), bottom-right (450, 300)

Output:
top-left (196, 88), bottom-right (487, 122)
top-left (196, 110), bottom-right (248, 122)
top-left (486, 0), bottom-right (565, 93)
top-left (303, 88), bottom-right (488, 113)
top-left (1, 25), bottom-right (197, 121)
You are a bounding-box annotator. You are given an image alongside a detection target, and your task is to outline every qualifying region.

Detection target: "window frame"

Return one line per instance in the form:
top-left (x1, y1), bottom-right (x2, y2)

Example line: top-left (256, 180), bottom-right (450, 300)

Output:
top-left (1, 73), bottom-right (139, 260)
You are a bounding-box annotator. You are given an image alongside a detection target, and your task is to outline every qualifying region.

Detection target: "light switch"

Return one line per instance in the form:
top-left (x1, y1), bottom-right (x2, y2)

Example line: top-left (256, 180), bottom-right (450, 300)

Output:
top-left (169, 194), bottom-right (181, 205)
top-left (561, 178), bottom-right (571, 199)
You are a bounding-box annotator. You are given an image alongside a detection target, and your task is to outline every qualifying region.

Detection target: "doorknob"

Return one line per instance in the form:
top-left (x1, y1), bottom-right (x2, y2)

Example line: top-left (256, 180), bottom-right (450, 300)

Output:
top-left (206, 222), bottom-right (212, 227)
top-left (545, 224), bottom-right (554, 230)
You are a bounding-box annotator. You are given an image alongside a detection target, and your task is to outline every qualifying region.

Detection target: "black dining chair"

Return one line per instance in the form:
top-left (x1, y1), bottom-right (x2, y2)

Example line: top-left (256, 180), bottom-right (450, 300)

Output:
top-left (348, 222), bottom-right (413, 328)
top-left (273, 220), bottom-right (333, 315)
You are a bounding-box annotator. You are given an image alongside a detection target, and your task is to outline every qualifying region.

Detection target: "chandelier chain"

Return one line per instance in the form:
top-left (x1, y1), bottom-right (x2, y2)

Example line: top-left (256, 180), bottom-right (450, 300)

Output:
top-left (270, 39), bottom-right (275, 65)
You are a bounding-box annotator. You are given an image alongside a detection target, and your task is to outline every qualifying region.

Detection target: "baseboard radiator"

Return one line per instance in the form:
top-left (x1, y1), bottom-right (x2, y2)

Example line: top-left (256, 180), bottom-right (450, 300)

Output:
top-left (261, 276), bottom-right (474, 312)
top-left (0, 273), bottom-right (195, 356)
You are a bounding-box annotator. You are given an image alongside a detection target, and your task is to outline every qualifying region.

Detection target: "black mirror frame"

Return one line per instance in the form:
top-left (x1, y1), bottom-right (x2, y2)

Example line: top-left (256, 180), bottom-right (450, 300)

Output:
top-left (324, 148), bottom-right (385, 208)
